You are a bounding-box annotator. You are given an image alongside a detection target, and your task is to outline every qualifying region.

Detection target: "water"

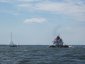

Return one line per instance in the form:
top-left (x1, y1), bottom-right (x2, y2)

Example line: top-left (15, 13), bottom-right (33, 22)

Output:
top-left (0, 45), bottom-right (85, 64)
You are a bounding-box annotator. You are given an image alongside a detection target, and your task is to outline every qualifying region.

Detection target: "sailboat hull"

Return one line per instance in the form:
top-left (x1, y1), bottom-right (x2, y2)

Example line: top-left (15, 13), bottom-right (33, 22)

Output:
top-left (10, 45), bottom-right (17, 47)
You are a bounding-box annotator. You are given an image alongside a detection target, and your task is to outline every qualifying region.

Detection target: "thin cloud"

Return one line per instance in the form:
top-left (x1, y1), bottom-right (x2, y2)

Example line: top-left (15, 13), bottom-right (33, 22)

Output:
top-left (24, 17), bottom-right (47, 24)
top-left (35, 1), bottom-right (85, 21)
top-left (18, 0), bottom-right (41, 2)
top-left (0, 0), bottom-right (12, 3)
top-left (18, 0), bottom-right (85, 22)
top-left (1, 0), bottom-right (85, 21)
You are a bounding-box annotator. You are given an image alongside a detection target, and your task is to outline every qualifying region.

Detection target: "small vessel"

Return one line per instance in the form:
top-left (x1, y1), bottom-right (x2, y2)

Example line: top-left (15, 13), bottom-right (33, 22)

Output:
top-left (9, 32), bottom-right (17, 47)
top-left (49, 35), bottom-right (69, 48)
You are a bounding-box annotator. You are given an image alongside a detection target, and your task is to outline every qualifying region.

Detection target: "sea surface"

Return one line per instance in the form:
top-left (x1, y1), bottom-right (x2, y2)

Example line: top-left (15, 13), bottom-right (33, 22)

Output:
top-left (0, 45), bottom-right (85, 64)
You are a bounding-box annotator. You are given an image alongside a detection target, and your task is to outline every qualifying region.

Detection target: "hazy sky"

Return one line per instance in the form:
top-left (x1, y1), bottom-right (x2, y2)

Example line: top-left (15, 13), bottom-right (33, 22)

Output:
top-left (0, 0), bottom-right (85, 45)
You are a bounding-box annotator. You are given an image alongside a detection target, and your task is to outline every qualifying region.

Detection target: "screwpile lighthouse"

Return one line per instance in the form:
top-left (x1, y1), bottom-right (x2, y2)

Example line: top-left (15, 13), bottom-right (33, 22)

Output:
top-left (49, 35), bottom-right (69, 48)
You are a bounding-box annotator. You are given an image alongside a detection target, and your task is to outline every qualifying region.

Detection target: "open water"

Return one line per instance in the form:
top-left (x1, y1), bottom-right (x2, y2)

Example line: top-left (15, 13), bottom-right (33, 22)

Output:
top-left (0, 45), bottom-right (85, 64)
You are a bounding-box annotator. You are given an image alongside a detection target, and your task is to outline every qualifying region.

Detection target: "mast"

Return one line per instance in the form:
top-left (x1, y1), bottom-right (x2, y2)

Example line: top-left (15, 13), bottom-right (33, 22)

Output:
top-left (10, 32), bottom-right (13, 45)
top-left (11, 32), bottom-right (12, 42)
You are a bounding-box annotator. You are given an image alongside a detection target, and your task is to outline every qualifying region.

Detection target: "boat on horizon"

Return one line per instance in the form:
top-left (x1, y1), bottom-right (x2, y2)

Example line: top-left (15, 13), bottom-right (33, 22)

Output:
top-left (49, 35), bottom-right (69, 48)
top-left (9, 32), bottom-right (17, 47)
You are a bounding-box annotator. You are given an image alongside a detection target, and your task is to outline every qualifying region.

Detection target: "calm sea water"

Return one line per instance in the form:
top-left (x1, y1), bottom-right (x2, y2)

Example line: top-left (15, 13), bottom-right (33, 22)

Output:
top-left (0, 45), bottom-right (85, 64)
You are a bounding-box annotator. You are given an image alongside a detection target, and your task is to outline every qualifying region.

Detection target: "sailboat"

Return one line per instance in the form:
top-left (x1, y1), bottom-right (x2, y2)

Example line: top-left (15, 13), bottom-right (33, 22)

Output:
top-left (49, 35), bottom-right (69, 48)
top-left (9, 32), bottom-right (17, 47)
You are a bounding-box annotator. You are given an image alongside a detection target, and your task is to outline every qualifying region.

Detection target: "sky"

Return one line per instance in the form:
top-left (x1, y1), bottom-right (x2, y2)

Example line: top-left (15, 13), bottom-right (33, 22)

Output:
top-left (0, 0), bottom-right (85, 45)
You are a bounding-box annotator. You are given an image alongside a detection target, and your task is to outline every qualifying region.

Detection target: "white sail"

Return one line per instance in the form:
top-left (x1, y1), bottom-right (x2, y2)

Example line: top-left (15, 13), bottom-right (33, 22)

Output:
top-left (9, 32), bottom-right (17, 47)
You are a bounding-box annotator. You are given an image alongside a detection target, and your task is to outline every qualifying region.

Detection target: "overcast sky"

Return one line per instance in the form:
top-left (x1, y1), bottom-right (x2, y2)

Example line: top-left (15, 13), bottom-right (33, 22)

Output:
top-left (0, 0), bottom-right (85, 45)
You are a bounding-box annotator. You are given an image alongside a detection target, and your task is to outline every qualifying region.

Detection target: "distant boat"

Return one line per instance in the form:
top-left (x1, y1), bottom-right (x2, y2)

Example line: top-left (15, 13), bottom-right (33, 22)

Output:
top-left (9, 32), bottom-right (17, 47)
top-left (49, 35), bottom-right (69, 48)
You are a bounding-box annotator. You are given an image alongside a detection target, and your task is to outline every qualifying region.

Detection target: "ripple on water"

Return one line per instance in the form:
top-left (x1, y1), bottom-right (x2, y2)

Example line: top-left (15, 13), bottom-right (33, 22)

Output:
top-left (0, 45), bottom-right (85, 64)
